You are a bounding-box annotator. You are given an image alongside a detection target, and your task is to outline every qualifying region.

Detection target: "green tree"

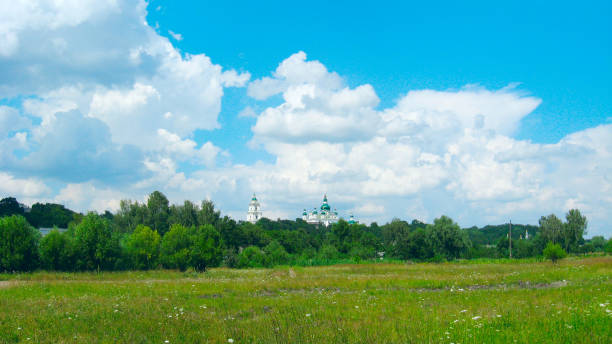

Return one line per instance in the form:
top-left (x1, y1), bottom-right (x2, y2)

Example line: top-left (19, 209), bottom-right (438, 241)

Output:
top-left (605, 239), bottom-right (612, 254)
top-left (125, 225), bottom-right (161, 270)
top-left (168, 200), bottom-right (199, 227)
top-left (590, 236), bottom-right (606, 252)
top-left (160, 224), bottom-right (192, 271)
top-left (426, 215), bottom-right (470, 260)
top-left (147, 191), bottom-right (170, 235)
top-left (564, 209), bottom-right (587, 252)
top-left (189, 224), bottom-right (223, 271)
top-left (114, 200), bottom-right (149, 233)
top-left (73, 213), bottom-right (120, 271)
top-left (0, 197), bottom-right (24, 217)
top-left (198, 200), bottom-right (220, 227)
top-left (0, 215), bottom-right (40, 271)
top-left (543, 242), bottom-right (567, 263)
top-left (40, 229), bottom-right (74, 271)
top-left (539, 214), bottom-right (563, 245)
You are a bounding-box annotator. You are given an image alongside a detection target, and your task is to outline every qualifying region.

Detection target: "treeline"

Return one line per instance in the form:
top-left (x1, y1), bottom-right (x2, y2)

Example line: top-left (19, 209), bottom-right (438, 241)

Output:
top-left (1, 193), bottom-right (611, 272)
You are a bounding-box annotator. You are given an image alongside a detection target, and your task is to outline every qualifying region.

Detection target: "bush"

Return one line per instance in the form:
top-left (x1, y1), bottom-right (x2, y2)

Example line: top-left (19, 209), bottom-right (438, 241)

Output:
top-left (263, 241), bottom-right (289, 267)
top-left (237, 246), bottom-right (266, 268)
top-left (125, 225), bottom-right (161, 270)
top-left (0, 215), bottom-right (40, 271)
top-left (543, 242), bottom-right (567, 263)
top-left (40, 229), bottom-right (75, 271)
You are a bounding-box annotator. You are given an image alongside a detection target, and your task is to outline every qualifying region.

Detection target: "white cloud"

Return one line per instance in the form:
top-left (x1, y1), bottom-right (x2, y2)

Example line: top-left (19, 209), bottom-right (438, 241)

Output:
top-left (168, 30), bottom-right (183, 41)
top-left (239, 52), bottom-right (612, 236)
top-left (55, 182), bottom-right (124, 213)
top-left (0, 172), bottom-right (50, 198)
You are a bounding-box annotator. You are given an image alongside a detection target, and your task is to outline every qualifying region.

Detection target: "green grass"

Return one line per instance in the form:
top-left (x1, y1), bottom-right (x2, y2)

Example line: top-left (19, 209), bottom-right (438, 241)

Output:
top-left (1, 257), bottom-right (611, 343)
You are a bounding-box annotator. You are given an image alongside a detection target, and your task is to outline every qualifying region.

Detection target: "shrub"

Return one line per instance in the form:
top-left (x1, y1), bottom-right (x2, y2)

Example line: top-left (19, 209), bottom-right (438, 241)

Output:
top-left (237, 246), bottom-right (265, 268)
top-left (40, 229), bottom-right (75, 271)
top-left (125, 225), bottom-right (161, 270)
top-left (543, 242), bottom-right (567, 263)
top-left (263, 241), bottom-right (289, 267)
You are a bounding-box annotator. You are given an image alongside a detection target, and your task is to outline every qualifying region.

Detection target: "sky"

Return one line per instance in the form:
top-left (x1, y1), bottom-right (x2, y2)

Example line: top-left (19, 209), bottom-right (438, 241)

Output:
top-left (0, 0), bottom-right (610, 236)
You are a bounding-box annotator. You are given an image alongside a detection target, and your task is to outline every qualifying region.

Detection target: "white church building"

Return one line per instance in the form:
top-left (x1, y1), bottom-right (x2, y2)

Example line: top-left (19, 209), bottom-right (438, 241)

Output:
top-left (246, 194), bottom-right (262, 224)
top-left (302, 194), bottom-right (340, 227)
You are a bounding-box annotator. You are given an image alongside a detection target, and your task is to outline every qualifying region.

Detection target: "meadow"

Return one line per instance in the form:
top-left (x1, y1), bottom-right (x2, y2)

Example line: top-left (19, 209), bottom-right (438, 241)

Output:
top-left (1, 257), bottom-right (611, 343)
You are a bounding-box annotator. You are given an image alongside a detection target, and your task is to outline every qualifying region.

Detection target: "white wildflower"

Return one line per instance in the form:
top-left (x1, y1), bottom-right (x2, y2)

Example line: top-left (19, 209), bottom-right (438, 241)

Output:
top-left (460, 309), bottom-right (467, 313)
top-left (228, 339), bottom-right (234, 343)
top-left (472, 316), bottom-right (481, 320)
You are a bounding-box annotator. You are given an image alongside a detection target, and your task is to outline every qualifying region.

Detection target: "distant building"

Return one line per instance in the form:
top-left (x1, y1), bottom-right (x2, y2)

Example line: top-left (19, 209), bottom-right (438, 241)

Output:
top-left (348, 214), bottom-right (358, 225)
top-left (246, 194), bottom-right (262, 224)
top-left (39, 227), bottom-right (68, 236)
top-left (302, 194), bottom-right (341, 227)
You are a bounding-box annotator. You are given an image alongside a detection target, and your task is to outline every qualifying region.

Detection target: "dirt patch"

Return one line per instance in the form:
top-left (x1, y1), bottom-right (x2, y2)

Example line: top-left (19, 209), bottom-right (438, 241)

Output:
top-left (0, 280), bottom-right (22, 288)
top-left (197, 293), bottom-right (223, 299)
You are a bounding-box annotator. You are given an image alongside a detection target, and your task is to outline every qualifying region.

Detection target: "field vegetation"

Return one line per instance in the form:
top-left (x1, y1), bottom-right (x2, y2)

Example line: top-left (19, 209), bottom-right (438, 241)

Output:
top-left (1, 257), bottom-right (611, 343)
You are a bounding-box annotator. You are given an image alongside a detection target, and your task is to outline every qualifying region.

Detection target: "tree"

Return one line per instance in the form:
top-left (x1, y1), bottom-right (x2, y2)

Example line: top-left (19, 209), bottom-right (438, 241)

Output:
top-left (189, 224), bottom-right (223, 271)
top-left (73, 213), bottom-right (120, 271)
top-left (590, 236), bottom-right (606, 252)
top-left (147, 191), bottom-right (170, 235)
top-left (426, 216), bottom-right (470, 260)
top-left (564, 209), bottom-right (587, 252)
top-left (543, 242), bottom-right (567, 263)
top-left (40, 229), bottom-right (75, 271)
top-left (160, 224), bottom-right (192, 271)
top-left (114, 200), bottom-right (149, 233)
top-left (125, 225), bottom-right (161, 270)
top-left (539, 214), bottom-right (563, 245)
top-left (0, 197), bottom-right (24, 217)
top-left (605, 238), bottom-right (612, 255)
top-left (168, 200), bottom-right (199, 227)
top-left (198, 200), bottom-right (220, 227)
top-left (0, 215), bottom-right (40, 271)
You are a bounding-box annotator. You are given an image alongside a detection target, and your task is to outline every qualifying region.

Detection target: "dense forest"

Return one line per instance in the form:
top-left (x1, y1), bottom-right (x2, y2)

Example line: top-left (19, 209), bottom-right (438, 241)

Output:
top-left (0, 193), bottom-right (610, 272)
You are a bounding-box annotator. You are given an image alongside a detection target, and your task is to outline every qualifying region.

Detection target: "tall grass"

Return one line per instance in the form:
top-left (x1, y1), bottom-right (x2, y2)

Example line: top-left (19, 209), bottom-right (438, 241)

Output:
top-left (1, 257), bottom-right (611, 343)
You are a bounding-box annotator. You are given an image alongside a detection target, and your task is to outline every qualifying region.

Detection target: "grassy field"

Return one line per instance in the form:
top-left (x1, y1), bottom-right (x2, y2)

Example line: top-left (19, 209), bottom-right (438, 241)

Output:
top-left (1, 257), bottom-right (611, 343)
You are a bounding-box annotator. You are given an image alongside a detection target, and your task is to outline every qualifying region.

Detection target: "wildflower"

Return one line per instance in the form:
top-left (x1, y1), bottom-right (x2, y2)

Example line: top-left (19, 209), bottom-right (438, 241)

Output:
top-left (165, 341), bottom-right (170, 343)
top-left (460, 309), bottom-right (467, 313)
top-left (114, 309), bottom-right (119, 313)
top-left (17, 327), bottom-right (21, 330)
top-left (228, 339), bottom-right (234, 343)
top-left (306, 313), bottom-right (311, 317)
top-left (472, 316), bottom-right (481, 320)
top-left (354, 306), bottom-right (359, 309)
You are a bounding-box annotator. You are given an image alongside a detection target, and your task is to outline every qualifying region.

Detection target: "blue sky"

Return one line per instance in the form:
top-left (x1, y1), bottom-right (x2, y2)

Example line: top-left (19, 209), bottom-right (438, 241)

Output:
top-left (0, 0), bottom-right (610, 236)
top-left (150, 0), bottom-right (611, 144)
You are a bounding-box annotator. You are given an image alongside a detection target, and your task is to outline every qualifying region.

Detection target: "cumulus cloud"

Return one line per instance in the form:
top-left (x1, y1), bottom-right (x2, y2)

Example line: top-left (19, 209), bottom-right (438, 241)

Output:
top-left (1, 0), bottom-right (248, 190)
top-left (12, 110), bottom-right (146, 184)
top-left (239, 52), bottom-right (612, 236)
top-left (0, 172), bottom-right (50, 198)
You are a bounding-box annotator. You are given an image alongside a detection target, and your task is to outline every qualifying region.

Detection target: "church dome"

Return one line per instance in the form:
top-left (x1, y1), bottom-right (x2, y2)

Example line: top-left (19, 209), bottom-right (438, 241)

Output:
top-left (320, 194), bottom-right (331, 211)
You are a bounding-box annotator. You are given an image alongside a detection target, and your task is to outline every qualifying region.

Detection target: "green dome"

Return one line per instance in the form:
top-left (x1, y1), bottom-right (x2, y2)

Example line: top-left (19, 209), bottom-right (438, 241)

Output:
top-left (321, 203), bottom-right (330, 211)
